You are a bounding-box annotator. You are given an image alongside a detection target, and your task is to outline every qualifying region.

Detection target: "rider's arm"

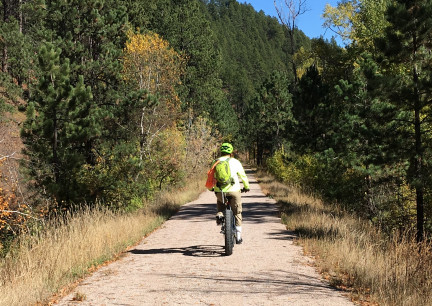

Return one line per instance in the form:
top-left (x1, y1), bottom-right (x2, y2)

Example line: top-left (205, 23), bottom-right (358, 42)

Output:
top-left (235, 160), bottom-right (249, 189)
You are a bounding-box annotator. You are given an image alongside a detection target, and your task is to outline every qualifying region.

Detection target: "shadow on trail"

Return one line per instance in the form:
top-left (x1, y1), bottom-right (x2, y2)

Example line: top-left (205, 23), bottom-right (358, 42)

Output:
top-left (173, 185), bottom-right (280, 223)
top-left (171, 203), bottom-right (215, 222)
top-left (129, 245), bottom-right (225, 257)
top-left (155, 271), bottom-right (343, 296)
top-left (244, 168), bottom-right (256, 175)
top-left (172, 200), bottom-right (280, 225)
top-left (267, 229), bottom-right (297, 241)
top-left (240, 195), bottom-right (269, 199)
top-left (242, 201), bottom-right (280, 224)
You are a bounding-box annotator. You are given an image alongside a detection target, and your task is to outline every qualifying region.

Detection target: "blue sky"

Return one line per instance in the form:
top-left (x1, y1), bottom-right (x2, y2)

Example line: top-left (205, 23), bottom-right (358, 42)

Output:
top-left (243, 0), bottom-right (342, 44)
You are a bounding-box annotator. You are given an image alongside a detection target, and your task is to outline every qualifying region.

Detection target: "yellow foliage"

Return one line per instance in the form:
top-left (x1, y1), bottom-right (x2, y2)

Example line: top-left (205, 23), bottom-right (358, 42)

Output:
top-left (123, 30), bottom-right (184, 97)
top-left (0, 158), bottom-right (38, 234)
top-left (122, 29), bottom-right (186, 170)
top-left (267, 149), bottom-right (301, 184)
top-left (294, 47), bottom-right (320, 79)
top-left (322, 2), bottom-right (356, 42)
top-left (0, 159), bottom-right (13, 230)
top-left (323, 0), bottom-right (390, 50)
top-left (153, 127), bottom-right (186, 175)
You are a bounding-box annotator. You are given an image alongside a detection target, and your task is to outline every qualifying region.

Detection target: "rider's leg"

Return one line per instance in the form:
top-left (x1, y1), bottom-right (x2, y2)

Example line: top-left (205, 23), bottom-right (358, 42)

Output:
top-left (215, 192), bottom-right (224, 224)
top-left (215, 192), bottom-right (224, 212)
top-left (226, 191), bottom-right (242, 226)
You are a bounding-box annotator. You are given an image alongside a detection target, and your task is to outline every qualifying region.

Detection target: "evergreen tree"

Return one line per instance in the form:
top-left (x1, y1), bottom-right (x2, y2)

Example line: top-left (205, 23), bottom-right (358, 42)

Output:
top-left (207, 0), bottom-right (296, 129)
top-left (292, 65), bottom-right (331, 153)
top-left (0, 0), bottom-right (35, 101)
top-left (42, 0), bottom-right (129, 165)
top-left (165, 0), bottom-right (230, 131)
top-left (376, 0), bottom-right (432, 241)
top-left (246, 71), bottom-right (293, 164)
top-left (126, 0), bottom-right (236, 136)
top-left (333, 54), bottom-right (400, 217)
top-left (21, 43), bottom-right (98, 206)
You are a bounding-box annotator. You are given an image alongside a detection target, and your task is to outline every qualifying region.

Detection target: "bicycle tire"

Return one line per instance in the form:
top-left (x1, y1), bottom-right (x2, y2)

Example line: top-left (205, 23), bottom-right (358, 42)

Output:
top-left (224, 208), bottom-right (235, 256)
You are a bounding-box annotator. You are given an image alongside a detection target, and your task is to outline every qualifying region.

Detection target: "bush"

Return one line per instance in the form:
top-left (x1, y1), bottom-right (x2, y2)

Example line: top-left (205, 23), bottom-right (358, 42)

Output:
top-left (266, 149), bottom-right (365, 211)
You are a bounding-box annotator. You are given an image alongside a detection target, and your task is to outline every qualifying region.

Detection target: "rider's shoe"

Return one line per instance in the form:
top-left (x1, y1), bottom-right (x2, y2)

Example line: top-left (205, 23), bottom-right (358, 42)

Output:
top-left (235, 226), bottom-right (242, 244)
top-left (216, 212), bottom-right (223, 225)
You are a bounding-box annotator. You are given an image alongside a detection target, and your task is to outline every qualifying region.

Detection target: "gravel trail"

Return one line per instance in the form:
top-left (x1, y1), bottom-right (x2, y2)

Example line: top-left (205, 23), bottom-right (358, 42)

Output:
top-left (57, 170), bottom-right (354, 306)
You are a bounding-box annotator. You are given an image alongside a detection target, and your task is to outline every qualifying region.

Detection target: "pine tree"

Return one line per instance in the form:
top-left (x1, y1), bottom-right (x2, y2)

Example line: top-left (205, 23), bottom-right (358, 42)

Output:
top-left (168, 0), bottom-right (234, 134)
top-left (333, 53), bottom-right (401, 217)
top-left (292, 65), bottom-right (331, 153)
top-left (21, 43), bottom-right (98, 206)
top-left (376, 0), bottom-right (432, 241)
top-left (41, 0), bottom-right (129, 173)
top-left (0, 0), bottom-right (34, 101)
top-left (246, 71), bottom-right (293, 164)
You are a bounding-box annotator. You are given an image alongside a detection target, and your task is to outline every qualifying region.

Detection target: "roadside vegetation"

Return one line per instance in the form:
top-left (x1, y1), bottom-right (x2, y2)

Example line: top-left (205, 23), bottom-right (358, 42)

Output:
top-left (0, 179), bottom-right (204, 306)
top-left (257, 169), bottom-right (432, 306)
top-left (0, 2), bottom-right (297, 305)
top-left (0, 0), bottom-right (295, 264)
top-left (2, 0), bottom-right (432, 305)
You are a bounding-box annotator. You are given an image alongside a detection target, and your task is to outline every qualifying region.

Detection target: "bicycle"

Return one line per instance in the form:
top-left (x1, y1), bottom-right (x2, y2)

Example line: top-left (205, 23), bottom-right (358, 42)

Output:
top-left (219, 188), bottom-right (248, 256)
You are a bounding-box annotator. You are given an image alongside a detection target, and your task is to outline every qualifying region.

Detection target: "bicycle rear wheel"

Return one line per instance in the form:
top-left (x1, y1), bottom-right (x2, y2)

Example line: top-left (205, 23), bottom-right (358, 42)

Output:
top-left (224, 208), bottom-right (235, 256)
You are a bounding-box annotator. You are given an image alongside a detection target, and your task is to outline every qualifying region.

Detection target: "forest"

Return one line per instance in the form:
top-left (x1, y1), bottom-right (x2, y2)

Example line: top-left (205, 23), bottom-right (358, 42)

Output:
top-left (1, 0), bottom-right (432, 254)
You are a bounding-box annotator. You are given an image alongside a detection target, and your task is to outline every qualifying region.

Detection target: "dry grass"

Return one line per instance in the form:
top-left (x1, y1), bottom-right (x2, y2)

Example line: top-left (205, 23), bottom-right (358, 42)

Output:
top-left (0, 179), bottom-right (204, 306)
top-left (257, 170), bottom-right (432, 306)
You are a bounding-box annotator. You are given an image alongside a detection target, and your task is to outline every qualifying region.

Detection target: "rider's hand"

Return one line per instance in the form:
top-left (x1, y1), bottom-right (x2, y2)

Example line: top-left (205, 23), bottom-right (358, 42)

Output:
top-left (241, 187), bottom-right (250, 193)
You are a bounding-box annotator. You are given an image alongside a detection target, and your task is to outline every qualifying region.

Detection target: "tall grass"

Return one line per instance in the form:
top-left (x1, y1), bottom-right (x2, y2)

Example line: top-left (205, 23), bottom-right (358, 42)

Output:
top-left (0, 179), bottom-right (204, 306)
top-left (257, 170), bottom-right (432, 306)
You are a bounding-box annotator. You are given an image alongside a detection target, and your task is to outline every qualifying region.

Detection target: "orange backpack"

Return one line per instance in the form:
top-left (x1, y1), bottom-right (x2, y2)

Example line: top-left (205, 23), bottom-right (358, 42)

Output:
top-left (205, 160), bottom-right (220, 189)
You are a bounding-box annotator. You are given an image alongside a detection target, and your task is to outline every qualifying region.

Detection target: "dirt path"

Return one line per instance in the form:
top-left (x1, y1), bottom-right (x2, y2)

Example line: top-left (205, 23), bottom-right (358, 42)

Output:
top-left (57, 170), bottom-right (353, 305)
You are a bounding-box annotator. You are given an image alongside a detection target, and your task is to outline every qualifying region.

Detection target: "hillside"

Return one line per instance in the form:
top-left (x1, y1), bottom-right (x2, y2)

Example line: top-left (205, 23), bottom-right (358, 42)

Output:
top-left (0, 0), bottom-right (311, 217)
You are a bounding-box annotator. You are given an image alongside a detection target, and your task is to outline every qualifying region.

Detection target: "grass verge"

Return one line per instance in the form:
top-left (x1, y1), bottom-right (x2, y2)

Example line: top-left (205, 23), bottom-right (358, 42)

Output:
top-left (256, 169), bottom-right (432, 306)
top-left (0, 179), bottom-right (204, 306)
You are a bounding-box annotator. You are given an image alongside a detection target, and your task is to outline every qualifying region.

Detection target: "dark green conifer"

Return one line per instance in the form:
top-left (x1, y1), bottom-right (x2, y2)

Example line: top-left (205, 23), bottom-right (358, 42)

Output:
top-left (376, 0), bottom-right (432, 241)
top-left (246, 71), bottom-right (293, 164)
top-left (21, 43), bottom-right (98, 207)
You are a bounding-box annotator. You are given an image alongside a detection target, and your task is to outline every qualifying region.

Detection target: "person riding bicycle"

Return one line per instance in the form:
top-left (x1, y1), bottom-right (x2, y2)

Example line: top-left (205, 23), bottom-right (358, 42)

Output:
top-left (210, 142), bottom-right (250, 244)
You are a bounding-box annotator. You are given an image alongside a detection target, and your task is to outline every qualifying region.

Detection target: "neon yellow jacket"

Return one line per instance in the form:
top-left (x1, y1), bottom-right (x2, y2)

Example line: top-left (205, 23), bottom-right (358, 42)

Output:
top-left (211, 156), bottom-right (250, 193)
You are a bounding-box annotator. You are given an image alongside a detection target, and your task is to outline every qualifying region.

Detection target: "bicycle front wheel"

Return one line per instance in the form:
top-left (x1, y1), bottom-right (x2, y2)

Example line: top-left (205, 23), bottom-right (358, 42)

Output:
top-left (224, 208), bottom-right (235, 256)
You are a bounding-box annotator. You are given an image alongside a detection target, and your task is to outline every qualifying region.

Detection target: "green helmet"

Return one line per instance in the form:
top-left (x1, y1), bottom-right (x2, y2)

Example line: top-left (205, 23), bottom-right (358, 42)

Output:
top-left (220, 142), bottom-right (233, 154)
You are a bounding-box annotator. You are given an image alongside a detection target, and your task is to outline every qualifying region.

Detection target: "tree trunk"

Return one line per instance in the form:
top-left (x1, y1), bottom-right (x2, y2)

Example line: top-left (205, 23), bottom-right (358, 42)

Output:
top-left (19, 0), bottom-right (22, 34)
top-left (2, 46), bottom-right (8, 73)
top-left (288, 27), bottom-right (297, 83)
top-left (414, 105), bottom-right (424, 242)
top-left (413, 61), bottom-right (424, 242)
top-left (2, 0), bottom-right (8, 73)
top-left (256, 138), bottom-right (264, 166)
top-left (53, 111), bottom-right (59, 184)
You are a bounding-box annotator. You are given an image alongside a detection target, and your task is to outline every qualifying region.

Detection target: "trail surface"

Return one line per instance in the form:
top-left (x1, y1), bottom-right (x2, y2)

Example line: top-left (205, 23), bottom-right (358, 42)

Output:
top-left (57, 170), bottom-right (353, 305)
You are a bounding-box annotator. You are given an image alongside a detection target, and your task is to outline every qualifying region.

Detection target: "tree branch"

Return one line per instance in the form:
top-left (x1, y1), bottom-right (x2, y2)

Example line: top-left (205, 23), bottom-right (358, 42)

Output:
top-left (274, 0), bottom-right (309, 30)
top-left (0, 139), bottom-right (17, 161)
top-left (0, 210), bottom-right (41, 220)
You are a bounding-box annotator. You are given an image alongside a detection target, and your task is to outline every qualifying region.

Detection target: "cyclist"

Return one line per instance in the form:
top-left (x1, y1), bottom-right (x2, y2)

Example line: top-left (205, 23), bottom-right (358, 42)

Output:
top-left (211, 142), bottom-right (250, 244)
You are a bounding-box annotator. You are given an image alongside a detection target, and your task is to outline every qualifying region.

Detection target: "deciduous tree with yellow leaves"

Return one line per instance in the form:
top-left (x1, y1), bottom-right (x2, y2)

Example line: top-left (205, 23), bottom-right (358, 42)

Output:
top-left (323, 0), bottom-right (391, 51)
top-left (123, 30), bottom-right (184, 96)
top-left (122, 30), bottom-right (186, 189)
